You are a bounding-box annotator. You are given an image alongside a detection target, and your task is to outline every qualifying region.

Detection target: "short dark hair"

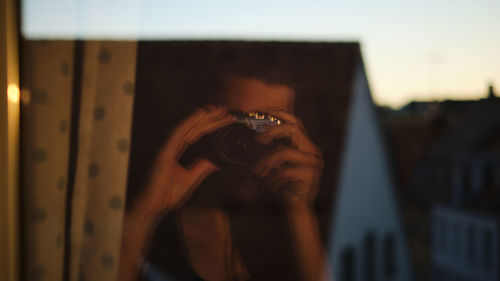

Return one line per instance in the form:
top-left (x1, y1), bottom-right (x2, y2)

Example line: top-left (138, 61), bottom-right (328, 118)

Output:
top-left (212, 44), bottom-right (296, 90)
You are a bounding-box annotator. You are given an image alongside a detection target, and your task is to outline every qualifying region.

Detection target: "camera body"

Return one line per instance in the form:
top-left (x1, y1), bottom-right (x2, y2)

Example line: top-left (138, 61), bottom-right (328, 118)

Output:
top-left (180, 111), bottom-right (285, 168)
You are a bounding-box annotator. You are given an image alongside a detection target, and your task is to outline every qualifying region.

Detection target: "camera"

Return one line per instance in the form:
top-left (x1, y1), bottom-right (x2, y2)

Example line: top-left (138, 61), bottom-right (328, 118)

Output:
top-left (180, 111), bottom-right (287, 168)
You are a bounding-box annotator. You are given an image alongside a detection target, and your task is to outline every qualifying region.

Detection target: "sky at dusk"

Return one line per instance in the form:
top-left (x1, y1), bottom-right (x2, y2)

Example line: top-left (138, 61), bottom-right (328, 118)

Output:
top-left (22, 0), bottom-right (500, 108)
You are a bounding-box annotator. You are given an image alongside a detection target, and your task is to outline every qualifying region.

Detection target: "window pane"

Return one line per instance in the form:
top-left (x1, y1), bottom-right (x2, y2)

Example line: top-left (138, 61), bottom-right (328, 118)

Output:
top-left (384, 234), bottom-right (397, 279)
top-left (341, 247), bottom-right (356, 281)
top-left (364, 232), bottom-right (376, 281)
top-left (483, 229), bottom-right (493, 269)
top-left (467, 225), bottom-right (475, 264)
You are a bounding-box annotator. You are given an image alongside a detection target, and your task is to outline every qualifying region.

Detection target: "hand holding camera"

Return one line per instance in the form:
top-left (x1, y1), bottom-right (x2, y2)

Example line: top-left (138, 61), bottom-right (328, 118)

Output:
top-left (132, 106), bottom-right (236, 217)
top-left (135, 106), bottom-right (323, 217)
top-left (252, 110), bottom-right (324, 210)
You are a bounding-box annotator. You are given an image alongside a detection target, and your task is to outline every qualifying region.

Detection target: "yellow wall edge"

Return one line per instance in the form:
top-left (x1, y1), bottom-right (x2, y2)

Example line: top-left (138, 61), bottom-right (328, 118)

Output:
top-left (0, 0), bottom-right (20, 280)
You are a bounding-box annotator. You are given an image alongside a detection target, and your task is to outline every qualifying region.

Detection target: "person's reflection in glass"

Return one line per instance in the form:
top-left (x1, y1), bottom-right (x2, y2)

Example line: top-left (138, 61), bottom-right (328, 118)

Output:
top-left (119, 70), bottom-right (332, 281)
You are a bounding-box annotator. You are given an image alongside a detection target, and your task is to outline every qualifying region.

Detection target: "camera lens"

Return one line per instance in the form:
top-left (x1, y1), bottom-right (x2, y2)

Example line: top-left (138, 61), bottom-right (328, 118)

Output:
top-left (180, 111), bottom-right (283, 168)
top-left (215, 123), bottom-right (262, 166)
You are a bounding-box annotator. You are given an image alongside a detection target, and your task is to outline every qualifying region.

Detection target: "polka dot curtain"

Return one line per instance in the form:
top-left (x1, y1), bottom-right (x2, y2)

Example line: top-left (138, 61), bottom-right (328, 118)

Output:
top-left (21, 41), bottom-right (137, 281)
top-left (22, 40), bottom-right (75, 281)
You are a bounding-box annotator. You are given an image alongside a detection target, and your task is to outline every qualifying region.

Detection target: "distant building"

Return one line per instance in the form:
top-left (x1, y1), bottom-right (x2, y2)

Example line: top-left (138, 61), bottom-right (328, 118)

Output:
top-left (381, 84), bottom-right (500, 281)
top-left (431, 206), bottom-right (499, 281)
top-left (426, 94), bottom-right (500, 280)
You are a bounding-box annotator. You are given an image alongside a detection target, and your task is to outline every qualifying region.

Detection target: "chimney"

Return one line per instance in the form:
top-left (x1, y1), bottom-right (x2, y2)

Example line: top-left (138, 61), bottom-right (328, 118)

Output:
top-left (488, 83), bottom-right (496, 99)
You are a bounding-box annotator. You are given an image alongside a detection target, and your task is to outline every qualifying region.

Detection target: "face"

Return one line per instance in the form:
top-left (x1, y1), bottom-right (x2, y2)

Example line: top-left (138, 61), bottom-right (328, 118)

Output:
top-left (194, 75), bottom-right (296, 209)
top-left (218, 74), bottom-right (295, 114)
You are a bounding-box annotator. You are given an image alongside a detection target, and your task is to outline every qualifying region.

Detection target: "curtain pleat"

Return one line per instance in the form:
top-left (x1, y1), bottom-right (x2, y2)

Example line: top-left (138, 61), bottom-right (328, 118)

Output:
top-left (70, 41), bottom-right (137, 281)
top-left (22, 41), bottom-right (75, 281)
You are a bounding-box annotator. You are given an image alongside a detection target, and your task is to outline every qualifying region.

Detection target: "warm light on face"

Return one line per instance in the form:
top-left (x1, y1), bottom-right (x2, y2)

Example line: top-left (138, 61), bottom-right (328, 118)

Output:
top-left (7, 84), bottom-right (20, 104)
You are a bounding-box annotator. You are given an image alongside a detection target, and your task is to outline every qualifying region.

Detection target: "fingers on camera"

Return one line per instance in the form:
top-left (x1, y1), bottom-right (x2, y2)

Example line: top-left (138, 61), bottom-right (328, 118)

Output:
top-left (172, 106), bottom-right (233, 159)
top-left (186, 106), bottom-right (225, 129)
top-left (188, 116), bottom-right (234, 144)
top-left (183, 108), bottom-right (234, 145)
top-left (256, 124), bottom-right (302, 145)
top-left (253, 148), bottom-right (319, 177)
top-left (187, 158), bottom-right (219, 186)
top-left (265, 167), bottom-right (312, 191)
top-left (182, 106), bottom-right (226, 128)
